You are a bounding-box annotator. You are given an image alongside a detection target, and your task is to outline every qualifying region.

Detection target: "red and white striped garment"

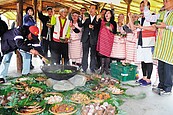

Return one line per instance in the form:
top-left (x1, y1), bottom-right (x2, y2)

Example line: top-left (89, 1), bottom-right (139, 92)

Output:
top-left (126, 33), bottom-right (138, 62)
top-left (110, 35), bottom-right (126, 59)
top-left (68, 23), bottom-right (82, 63)
top-left (97, 20), bottom-right (115, 57)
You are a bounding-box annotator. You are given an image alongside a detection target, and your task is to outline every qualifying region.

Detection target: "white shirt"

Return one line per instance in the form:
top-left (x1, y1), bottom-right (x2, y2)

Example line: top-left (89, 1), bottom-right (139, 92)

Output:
top-left (90, 15), bottom-right (95, 23)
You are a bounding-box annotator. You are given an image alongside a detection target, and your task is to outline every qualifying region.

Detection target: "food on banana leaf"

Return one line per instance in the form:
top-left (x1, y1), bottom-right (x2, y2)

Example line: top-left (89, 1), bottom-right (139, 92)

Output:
top-left (82, 102), bottom-right (116, 115)
top-left (95, 92), bottom-right (111, 100)
top-left (70, 93), bottom-right (90, 104)
top-left (25, 87), bottom-right (43, 94)
top-left (44, 93), bottom-right (63, 104)
top-left (108, 85), bottom-right (124, 94)
top-left (35, 76), bottom-right (47, 82)
top-left (50, 103), bottom-right (77, 114)
top-left (49, 69), bottom-right (72, 74)
top-left (15, 102), bottom-right (45, 115)
top-left (14, 81), bottom-right (28, 89)
top-left (16, 77), bottom-right (31, 82)
top-left (100, 77), bottom-right (120, 85)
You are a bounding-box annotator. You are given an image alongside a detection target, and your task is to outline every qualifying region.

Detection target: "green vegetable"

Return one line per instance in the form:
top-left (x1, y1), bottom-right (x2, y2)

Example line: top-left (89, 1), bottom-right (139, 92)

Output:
top-left (49, 69), bottom-right (73, 74)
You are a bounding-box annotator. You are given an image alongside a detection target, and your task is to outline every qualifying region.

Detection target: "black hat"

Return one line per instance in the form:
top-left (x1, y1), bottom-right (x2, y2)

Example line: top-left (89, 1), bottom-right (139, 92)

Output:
top-left (46, 7), bottom-right (52, 11)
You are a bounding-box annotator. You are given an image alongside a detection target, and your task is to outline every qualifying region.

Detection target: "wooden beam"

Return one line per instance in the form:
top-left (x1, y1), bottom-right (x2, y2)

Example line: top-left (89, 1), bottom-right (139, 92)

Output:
top-left (16, 0), bottom-right (23, 73)
top-left (33, 0), bottom-right (37, 21)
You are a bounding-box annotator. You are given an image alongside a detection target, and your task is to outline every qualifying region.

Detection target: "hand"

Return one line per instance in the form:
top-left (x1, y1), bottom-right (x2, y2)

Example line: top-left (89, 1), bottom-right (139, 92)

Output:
top-left (30, 49), bottom-right (39, 55)
top-left (106, 26), bottom-right (112, 31)
top-left (96, 14), bottom-right (101, 21)
top-left (38, 6), bottom-right (42, 12)
top-left (64, 38), bottom-right (68, 43)
top-left (144, 0), bottom-right (148, 7)
top-left (155, 22), bottom-right (166, 29)
top-left (82, 14), bottom-right (89, 21)
top-left (46, 23), bottom-right (52, 28)
top-left (89, 24), bottom-right (94, 29)
top-left (134, 24), bottom-right (142, 29)
top-left (128, 12), bottom-right (132, 18)
top-left (69, 7), bottom-right (72, 13)
top-left (52, 8), bottom-right (56, 15)
top-left (110, 3), bottom-right (114, 9)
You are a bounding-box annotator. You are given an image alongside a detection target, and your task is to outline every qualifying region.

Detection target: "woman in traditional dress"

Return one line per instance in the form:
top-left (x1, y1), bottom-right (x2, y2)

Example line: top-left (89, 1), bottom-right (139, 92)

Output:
top-left (69, 11), bottom-right (82, 66)
top-left (96, 10), bottom-right (117, 75)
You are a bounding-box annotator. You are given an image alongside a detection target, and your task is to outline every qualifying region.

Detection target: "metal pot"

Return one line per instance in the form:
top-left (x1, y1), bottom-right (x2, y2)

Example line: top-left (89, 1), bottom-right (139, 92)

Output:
top-left (41, 65), bottom-right (77, 81)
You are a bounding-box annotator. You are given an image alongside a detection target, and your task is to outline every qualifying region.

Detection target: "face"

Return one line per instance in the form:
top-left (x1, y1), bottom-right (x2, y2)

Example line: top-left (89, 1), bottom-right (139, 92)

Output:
top-left (89, 5), bottom-right (96, 16)
top-left (72, 13), bottom-right (79, 21)
top-left (105, 11), bottom-right (112, 20)
top-left (27, 33), bottom-right (33, 40)
top-left (101, 9), bottom-right (106, 18)
top-left (163, 0), bottom-right (173, 10)
top-left (60, 10), bottom-right (68, 18)
top-left (47, 9), bottom-right (53, 17)
top-left (132, 15), bottom-right (139, 22)
top-left (80, 8), bottom-right (87, 15)
top-left (118, 14), bottom-right (124, 23)
top-left (140, 3), bottom-right (150, 13)
top-left (28, 9), bottom-right (33, 16)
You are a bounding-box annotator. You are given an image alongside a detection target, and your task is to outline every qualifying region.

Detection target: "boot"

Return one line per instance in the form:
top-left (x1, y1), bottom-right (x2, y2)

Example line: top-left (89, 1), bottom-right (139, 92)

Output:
top-left (105, 58), bottom-right (110, 75)
top-left (99, 58), bottom-right (105, 75)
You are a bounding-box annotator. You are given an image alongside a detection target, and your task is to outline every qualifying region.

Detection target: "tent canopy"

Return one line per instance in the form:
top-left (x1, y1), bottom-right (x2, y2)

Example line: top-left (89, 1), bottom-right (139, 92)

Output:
top-left (0, 0), bottom-right (163, 20)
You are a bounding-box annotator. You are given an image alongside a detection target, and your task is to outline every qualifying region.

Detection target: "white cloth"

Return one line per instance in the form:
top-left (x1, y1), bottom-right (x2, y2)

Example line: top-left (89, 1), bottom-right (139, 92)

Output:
top-left (136, 46), bottom-right (153, 63)
top-left (90, 15), bottom-right (95, 23)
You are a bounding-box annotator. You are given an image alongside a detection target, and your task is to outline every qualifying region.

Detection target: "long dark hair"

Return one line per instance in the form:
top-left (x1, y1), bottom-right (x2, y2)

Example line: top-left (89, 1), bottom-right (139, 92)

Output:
top-left (25, 7), bottom-right (34, 15)
top-left (104, 10), bottom-right (115, 24)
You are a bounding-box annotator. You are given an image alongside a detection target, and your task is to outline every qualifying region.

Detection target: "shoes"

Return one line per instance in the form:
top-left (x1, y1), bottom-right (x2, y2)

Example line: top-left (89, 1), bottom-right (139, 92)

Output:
top-left (136, 78), bottom-right (145, 83)
top-left (0, 78), bottom-right (5, 84)
top-left (22, 73), bottom-right (31, 76)
top-left (140, 80), bottom-right (151, 86)
top-left (152, 87), bottom-right (171, 95)
top-left (30, 64), bottom-right (34, 70)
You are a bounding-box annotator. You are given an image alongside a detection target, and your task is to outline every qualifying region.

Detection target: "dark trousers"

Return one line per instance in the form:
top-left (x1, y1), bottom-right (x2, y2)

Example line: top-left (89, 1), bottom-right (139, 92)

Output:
top-left (51, 42), bottom-right (69, 65)
top-left (82, 38), bottom-right (96, 71)
top-left (96, 51), bottom-right (101, 70)
top-left (141, 62), bottom-right (153, 79)
top-left (41, 39), bottom-right (52, 58)
top-left (158, 60), bottom-right (173, 92)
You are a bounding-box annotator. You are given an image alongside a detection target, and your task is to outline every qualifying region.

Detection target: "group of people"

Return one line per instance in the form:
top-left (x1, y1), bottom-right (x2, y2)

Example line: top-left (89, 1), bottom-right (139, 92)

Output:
top-left (0, 0), bottom-right (172, 95)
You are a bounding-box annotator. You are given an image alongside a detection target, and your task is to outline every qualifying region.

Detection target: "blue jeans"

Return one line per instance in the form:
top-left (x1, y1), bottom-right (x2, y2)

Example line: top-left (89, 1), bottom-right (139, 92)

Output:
top-left (158, 60), bottom-right (173, 92)
top-left (0, 52), bottom-right (13, 78)
top-left (20, 51), bottom-right (31, 75)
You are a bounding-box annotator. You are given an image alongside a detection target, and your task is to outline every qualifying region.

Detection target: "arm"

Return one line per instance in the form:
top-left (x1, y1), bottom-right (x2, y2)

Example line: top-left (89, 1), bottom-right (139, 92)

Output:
top-left (15, 36), bottom-right (32, 52)
top-left (137, 24), bottom-right (156, 31)
top-left (144, 7), bottom-right (160, 22)
top-left (72, 27), bottom-right (80, 33)
top-left (23, 14), bottom-right (31, 23)
top-left (112, 21), bottom-right (117, 34)
top-left (38, 11), bottom-right (47, 22)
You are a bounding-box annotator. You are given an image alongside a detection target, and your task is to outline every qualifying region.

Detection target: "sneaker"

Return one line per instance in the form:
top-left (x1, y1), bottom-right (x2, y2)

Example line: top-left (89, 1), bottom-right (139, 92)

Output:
top-left (152, 87), bottom-right (162, 94)
top-left (159, 91), bottom-right (172, 96)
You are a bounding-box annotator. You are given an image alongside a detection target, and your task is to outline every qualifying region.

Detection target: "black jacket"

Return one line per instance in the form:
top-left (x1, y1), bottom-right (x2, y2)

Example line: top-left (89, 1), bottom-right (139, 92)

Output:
top-left (38, 11), bottom-right (54, 39)
top-left (0, 19), bottom-right (8, 37)
top-left (1, 26), bottom-right (43, 55)
top-left (78, 15), bottom-right (100, 45)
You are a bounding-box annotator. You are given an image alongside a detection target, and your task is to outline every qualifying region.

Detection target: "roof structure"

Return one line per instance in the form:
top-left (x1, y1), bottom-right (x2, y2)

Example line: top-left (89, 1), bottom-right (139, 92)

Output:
top-left (0, 0), bottom-right (163, 20)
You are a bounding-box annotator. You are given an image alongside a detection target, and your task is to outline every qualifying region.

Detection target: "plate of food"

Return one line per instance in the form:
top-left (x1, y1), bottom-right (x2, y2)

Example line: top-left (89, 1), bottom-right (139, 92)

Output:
top-left (49, 103), bottom-right (77, 115)
top-left (15, 102), bottom-right (45, 115)
top-left (35, 76), bottom-right (48, 82)
top-left (107, 85), bottom-right (124, 95)
top-left (82, 102), bottom-right (117, 115)
top-left (25, 86), bottom-right (43, 94)
top-left (13, 81), bottom-right (29, 90)
top-left (44, 92), bottom-right (63, 104)
top-left (70, 93), bottom-right (90, 104)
